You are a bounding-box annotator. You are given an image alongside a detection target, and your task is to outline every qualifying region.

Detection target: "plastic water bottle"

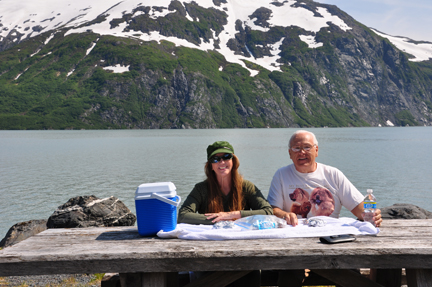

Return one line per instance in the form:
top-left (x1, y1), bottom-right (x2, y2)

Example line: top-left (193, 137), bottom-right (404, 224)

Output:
top-left (363, 189), bottom-right (377, 226)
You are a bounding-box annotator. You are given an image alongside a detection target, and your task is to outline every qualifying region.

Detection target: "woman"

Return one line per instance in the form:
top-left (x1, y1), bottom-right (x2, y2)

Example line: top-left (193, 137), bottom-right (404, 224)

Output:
top-left (178, 140), bottom-right (273, 225)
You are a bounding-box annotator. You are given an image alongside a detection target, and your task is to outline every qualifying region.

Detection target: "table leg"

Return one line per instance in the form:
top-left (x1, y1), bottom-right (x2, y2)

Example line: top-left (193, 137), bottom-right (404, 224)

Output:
top-left (370, 268), bottom-right (402, 286)
top-left (406, 269), bottom-right (432, 287)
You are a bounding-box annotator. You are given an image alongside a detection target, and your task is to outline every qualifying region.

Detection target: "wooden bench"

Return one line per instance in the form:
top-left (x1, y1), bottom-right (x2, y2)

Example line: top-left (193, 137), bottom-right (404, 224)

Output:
top-left (1, 219), bottom-right (431, 286)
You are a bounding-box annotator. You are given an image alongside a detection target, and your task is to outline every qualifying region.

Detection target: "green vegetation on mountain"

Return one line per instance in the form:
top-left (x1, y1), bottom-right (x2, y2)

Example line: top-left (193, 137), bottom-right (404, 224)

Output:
top-left (0, 0), bottom-right (431, 129)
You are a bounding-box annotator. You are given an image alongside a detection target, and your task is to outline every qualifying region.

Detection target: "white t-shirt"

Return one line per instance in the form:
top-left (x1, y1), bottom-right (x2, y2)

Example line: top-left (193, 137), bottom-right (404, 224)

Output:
top-left (267, 163), bottom-right (364, 218)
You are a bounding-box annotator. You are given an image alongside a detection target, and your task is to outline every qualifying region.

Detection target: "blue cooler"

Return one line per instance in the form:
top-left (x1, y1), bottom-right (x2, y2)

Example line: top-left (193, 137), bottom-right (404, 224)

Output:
top-left (134, 182), bottom-right (181, 236)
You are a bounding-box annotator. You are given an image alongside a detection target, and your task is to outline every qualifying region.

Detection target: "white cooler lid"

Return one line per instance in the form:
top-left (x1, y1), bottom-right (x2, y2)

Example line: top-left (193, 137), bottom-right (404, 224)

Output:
top-left (135, 182), bottom-right (177, 200)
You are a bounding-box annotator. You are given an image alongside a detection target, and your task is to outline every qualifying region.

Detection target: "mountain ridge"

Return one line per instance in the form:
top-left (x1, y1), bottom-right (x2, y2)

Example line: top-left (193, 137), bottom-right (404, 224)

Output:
top-left (0, 0), bottom-right (431, 129)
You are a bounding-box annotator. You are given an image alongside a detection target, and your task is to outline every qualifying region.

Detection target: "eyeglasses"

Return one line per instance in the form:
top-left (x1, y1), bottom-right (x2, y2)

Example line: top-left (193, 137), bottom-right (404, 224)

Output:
top-left (209, 153), bottom-right (233, 163)
top-left (290, 145), bottom-right (316, 153)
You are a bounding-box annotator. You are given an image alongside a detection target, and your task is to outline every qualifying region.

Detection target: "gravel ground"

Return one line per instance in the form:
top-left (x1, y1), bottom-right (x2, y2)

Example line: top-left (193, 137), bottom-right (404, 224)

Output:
top-left (0, 274), bottom-right (101, 287)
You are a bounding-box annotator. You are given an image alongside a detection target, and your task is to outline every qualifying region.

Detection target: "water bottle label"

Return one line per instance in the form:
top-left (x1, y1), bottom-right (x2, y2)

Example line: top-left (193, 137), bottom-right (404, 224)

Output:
top-left (364, 202), bottom-right (376, 209)
top-left (253, 221), bottom-right (276, 230)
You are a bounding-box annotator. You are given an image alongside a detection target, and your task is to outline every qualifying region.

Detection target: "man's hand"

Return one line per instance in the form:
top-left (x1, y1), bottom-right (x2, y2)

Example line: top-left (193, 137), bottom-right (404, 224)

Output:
top-left (272, 206), bottom-right (298, 226)
top-left (352, 203), bottom-right (383, 227)
top-left (373, 209), bottom-right (382, 227)
top-left (282, 212), bottom-right (299, 226)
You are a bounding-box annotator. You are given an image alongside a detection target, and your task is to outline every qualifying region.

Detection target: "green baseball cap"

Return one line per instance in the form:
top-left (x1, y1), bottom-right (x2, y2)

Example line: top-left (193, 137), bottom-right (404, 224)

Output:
top-left (207, 141), bottom-right (234, 160)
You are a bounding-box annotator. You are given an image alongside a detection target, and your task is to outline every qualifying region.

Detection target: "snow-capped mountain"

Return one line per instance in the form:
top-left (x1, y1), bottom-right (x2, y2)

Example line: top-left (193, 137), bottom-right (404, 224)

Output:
top-left (0, 0), bottom-right (431, 129)
top-left (2, 0), bottom-right (431, 73)
top-left (0, 0), bottom-right (350, 76)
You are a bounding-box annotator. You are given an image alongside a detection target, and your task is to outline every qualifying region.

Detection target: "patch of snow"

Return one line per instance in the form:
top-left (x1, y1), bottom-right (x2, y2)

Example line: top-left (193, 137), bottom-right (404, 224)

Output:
top-left (42, 51), bottom-right (52, 57)
top-left (132, 11), bottom-right (145, 17)
top-left (103, 64), bottom-right (130, 73)
top-left (372, 29), bottom-right (432, 62)
top-left (67, 69), bottom-right (75, 77)
top-left (316, 7), bottom-right (351, 32)
top-left (185, 12), bottom-right (194, 22)
top-left (86, 38), bottom-right (99, 55)
top-left (30, 49), bottom-right (41, 57)
top-left (248, 69), bottom-right (259, 77)
top-left (44, 32), bottom-right (55, 45)
top-left (299, 35), bottom-right (323, 48)
top-left (386, 120), bottom-right (394, 127)
top-left (234, 1), bottom-right (351, 33)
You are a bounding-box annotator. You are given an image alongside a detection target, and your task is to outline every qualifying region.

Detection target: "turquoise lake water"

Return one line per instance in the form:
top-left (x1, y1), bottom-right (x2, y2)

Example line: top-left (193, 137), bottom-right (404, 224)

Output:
top-left (1, 127), bottom-right (431, 238)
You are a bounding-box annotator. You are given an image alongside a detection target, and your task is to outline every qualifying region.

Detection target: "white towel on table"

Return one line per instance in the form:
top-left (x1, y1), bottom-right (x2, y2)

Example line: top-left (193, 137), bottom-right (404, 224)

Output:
top-left (157, 216), bottom-right (379, 240)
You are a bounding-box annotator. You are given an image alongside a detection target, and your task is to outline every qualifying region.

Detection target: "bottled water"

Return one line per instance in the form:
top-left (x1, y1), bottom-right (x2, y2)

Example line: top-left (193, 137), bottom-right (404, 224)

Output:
top-left (363, 189), bottom-right (377, 226)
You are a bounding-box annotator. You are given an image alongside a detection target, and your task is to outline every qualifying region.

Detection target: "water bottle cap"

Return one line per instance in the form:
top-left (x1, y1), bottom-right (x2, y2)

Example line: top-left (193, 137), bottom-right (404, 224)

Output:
top-left (367, 189), bottom-right (373, 193)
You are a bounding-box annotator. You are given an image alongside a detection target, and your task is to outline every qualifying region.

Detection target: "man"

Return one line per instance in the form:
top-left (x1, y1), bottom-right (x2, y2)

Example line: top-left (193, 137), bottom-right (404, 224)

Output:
top-left (268, 130), bottom-right (382, 227)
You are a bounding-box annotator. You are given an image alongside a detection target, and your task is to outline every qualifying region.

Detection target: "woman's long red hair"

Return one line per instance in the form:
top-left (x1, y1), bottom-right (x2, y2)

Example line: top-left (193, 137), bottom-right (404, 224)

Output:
top-left (205, 155), bottom-right (244, 213)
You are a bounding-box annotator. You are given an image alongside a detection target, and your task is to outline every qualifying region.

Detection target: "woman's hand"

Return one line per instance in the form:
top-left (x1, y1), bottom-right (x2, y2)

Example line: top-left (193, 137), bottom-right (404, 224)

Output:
top-left (205, 211), bottom-right (241, 223)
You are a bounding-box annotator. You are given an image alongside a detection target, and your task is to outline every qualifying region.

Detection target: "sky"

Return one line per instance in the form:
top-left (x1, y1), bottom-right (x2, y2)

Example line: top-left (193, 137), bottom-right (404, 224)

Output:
top-left (316, 0), bottom-right (432, 42)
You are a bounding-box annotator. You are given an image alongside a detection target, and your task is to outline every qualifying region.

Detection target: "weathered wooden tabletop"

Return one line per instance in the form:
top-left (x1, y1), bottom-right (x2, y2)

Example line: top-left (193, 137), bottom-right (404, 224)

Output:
top-left (1, 219), bottom-right (432, 286)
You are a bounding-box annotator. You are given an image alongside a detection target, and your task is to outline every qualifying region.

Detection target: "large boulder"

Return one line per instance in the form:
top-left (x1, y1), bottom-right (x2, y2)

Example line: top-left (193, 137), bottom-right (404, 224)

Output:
top-left (381, 204), bottom-right (432, 219)
top-left (0, 219), bottom-right (47, 248)
top-left (47, 195), bottom-right (136, 228)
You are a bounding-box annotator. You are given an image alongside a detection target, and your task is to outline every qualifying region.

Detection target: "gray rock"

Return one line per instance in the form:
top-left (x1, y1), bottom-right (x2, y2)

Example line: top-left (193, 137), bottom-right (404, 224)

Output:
top-left (0, 219), bottom-right (47, 248)
top-left (47, 195), bottom-right (136, 228)
top-left (381, 204), bottom-right (432, 219)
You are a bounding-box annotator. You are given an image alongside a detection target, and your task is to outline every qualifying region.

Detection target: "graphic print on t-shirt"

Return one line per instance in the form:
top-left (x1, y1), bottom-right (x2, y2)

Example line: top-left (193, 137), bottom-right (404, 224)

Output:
top-left (310, 187), bottom-right (335, 216)
top-left (289, 188), bottom-right (311, 218)
top-left (289, 187), bottom-right (335, 217)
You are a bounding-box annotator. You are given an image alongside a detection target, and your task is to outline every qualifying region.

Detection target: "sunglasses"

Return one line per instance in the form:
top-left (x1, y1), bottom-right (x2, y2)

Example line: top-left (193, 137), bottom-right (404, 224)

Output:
top-left (209, 153), bottom-right (233, 163)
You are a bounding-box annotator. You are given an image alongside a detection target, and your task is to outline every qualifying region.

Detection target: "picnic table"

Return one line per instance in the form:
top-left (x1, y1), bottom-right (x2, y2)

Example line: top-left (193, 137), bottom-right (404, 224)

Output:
top-left (0, 219), bottom-right (431, 287)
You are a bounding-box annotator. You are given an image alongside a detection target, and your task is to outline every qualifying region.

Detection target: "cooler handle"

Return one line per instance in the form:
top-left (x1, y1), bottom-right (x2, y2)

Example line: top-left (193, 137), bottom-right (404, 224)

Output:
top-left (151, 193), bottom-right (181, 207)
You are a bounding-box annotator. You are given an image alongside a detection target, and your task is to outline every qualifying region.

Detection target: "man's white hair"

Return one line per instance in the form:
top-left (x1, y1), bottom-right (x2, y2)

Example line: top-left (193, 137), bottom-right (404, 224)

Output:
top-left (289, 130), bottom-right (318, 148)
